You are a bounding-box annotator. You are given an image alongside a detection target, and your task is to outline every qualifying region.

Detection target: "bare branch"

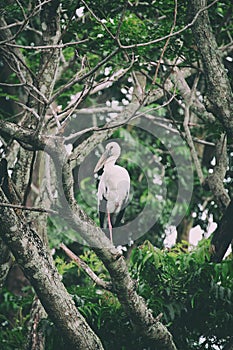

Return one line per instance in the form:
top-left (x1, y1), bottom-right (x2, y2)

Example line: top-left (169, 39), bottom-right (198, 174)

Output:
top-left (0, 202), bottom-right (58, 215)
top-left (60, 243), bottom-right (113, 291)
top-left (4, 39), bottom-right (89, 50)
top-left (49, 48), bottom-right (119, 104)
top-left (167, 62), bottom-right (215, 123)
top-left (0, 120), bottom-right (47, 151)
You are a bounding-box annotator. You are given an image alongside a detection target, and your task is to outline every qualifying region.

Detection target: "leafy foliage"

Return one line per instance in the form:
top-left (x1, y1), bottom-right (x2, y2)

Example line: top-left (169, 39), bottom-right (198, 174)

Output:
top-left (1, 239), bottom-right (232, 349)
top-left (0, 0), bottom-right (232, 349)
top-left (130, 240), bottom-right (233, 349)
top-left (0, 287), bottom-right (33, 350)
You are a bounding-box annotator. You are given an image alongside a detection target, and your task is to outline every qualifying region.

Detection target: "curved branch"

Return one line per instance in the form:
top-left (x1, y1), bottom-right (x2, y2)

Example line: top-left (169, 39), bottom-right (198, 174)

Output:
top-left (116, 0), bottom-right (217, 49)
top-left (49, 139), bottom-right (177, 350)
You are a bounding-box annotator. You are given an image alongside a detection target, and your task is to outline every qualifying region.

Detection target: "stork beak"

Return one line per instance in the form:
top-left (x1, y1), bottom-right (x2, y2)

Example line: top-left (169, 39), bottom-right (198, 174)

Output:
top-left (94, 150), bottom-right (110, 173)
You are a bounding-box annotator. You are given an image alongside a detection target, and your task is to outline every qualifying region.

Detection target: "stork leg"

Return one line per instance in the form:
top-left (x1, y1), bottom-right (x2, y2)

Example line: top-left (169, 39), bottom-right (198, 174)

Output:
top-left (107, 211), bottom-right (113, 243)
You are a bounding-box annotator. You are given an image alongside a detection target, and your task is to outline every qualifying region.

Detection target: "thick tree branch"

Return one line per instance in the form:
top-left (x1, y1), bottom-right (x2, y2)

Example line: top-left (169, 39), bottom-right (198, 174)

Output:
top-left (0, 188), bottom-right (104, 350)
top-left (190, 0), bottom-right (233, 137)
top-left (0, 121), bottom-right (47, 150)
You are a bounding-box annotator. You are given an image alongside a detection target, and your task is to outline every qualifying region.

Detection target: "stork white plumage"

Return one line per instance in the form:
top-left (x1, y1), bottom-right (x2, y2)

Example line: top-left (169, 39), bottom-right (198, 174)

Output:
top-left (94, 142), bottom-right (130, 243)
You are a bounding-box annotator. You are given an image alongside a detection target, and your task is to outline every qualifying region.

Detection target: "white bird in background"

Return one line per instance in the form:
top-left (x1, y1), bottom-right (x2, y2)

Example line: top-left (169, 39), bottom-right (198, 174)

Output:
top-left (94, 142), bottom-right (130, 244)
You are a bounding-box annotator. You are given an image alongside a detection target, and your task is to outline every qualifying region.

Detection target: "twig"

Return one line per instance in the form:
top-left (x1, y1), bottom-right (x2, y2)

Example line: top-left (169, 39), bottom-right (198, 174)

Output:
top-left (60, 243), bottom-right (113, 291)
top-left (115, 1), bottom-right (127, 40)
top-left (5, 39), bottom-right (89, 50)
top-left (152, 0), bottom-right (178, 85)
top-left (49, 48), bottom-right (119, 104)
top-left (81, 0), bottom-right (115, 40)
top-left (15, 0), bottom-right (27, 21)
top-left (0, 202), bottom-right (57, 215)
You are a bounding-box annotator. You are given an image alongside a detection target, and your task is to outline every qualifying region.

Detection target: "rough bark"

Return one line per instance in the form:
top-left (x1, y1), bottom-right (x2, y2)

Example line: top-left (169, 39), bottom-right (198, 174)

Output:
top-left (189, 0), bottom-right (233, 137)
top-left (26, 297), bottom-right (47, 350)
top-left (39, 0), bottom-right (61, 98)
top-left (0, 238), bottom-right (13, 289)
top-left (210, 199), bottom-right (233, 262)
top-left (0, 188), bottom-right (104, 350)
top-left (190, 0), bottom-right (233, 259)
top-left (204, 134), bottom-right (230, 211)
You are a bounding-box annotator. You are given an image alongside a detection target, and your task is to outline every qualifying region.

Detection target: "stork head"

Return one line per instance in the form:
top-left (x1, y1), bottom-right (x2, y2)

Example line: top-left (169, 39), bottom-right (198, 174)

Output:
top-left (94, 142), bottom-right (121, 173)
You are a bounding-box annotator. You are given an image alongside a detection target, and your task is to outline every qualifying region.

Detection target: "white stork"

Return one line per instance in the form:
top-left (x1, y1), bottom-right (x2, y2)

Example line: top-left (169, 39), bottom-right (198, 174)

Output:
top-left (94, 142), bottom-right (130, 243)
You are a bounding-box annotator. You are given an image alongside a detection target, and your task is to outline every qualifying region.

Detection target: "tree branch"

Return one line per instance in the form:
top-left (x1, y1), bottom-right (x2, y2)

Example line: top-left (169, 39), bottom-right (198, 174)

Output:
top-left (115, 0), bottom-right (218, 49)
top-left (0, 202), bottom-right (57, 215)
top-left (60, 243), bottom-right (113, 291)
top-left (0, 121), bottom-right (47, 150)
top-left (49, 48), bottom-right (119, 105)
top-left (0, 187), bottom-right (104, 350)
top-left (190, 0), bottom-right (233, 137)
top-left (205, 134), bottom-right (230, 211)
top-left (48, 137), bottom-right (177, 350)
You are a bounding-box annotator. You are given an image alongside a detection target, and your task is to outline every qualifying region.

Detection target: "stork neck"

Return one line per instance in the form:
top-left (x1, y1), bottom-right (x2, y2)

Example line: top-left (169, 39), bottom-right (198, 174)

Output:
top-left (104, 157), bottom-right (117, 168)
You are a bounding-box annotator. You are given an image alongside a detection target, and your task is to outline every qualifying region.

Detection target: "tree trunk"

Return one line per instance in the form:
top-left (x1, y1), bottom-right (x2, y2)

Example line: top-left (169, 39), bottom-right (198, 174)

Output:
top-left (0, 188), bottom-right (104, 350)
top-left (190, 0), bottom-right (233, 260)
top-left (189, 0), bottom-right (233, 137)
top-left (210, 199), bottom-right (233, 262)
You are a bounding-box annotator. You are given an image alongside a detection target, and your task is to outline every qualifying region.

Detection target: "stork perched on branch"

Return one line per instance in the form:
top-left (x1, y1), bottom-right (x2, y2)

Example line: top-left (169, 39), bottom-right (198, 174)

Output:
top-left (94, 142), bottom-right (130, 243)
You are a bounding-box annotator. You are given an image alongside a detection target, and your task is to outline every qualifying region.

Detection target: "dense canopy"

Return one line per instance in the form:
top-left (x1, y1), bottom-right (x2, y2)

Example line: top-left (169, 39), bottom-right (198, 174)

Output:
top-left (0, 1), bottom-right (233, 349)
